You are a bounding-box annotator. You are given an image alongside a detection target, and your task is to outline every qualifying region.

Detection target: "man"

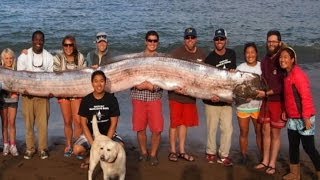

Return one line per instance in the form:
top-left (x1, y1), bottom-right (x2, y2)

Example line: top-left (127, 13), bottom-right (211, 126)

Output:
top-left (203, 28), bottom-right (236, 166)
top-left (254, 30), bottom-right (285, 175)
top-left (131, 30), bottom-right (164, 166)
top-left (168, 27), bottom-right (206, 162)
top-left (72, 70), bottom-right (123, 169)
top-left (17, 30), bottom-right (54, 159)
top-left (86, 32), bottom-right (112, 68)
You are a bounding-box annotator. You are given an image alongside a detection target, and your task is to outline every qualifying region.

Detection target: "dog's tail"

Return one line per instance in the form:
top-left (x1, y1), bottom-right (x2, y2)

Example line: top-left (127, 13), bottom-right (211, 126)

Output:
top-left (92, 115), bottom-right (101, 137)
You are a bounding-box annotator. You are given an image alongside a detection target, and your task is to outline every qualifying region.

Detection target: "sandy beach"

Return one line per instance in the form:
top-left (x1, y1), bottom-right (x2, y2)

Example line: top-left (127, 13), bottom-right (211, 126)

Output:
top-left (0, 136), bottom-right (319, 180)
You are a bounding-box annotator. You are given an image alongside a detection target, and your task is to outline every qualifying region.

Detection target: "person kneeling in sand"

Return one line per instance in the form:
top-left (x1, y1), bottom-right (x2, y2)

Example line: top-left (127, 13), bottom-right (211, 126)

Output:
top-left (73, 70), bottom-right (124, 168)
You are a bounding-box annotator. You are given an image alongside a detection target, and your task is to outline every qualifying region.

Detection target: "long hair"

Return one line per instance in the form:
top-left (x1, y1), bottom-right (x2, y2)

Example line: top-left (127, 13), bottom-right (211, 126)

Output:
top-left (62, 35), bottom-right (79, 65)
top-left (1, 48), bottom-right (16, 70)
top-left (280, 47), bottom-right (297, 65)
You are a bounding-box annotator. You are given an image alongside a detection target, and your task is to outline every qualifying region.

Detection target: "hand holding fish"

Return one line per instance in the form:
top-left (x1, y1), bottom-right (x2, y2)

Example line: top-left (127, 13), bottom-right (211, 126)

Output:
top-left (135, 81), bottom-right (154, 91)
top-left (256, 90), bottom-right (266, 98)
top-left (210, 94), bottom-right (220, 102)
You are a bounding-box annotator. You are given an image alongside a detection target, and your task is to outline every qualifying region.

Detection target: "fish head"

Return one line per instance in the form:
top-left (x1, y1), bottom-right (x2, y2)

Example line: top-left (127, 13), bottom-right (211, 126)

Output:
top-left (233, 73), bottom-right (266, 105)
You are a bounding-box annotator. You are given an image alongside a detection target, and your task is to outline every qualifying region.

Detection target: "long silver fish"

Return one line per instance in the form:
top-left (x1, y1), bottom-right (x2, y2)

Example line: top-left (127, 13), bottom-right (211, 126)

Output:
top-left (0, 55), bottom-right (263, 102)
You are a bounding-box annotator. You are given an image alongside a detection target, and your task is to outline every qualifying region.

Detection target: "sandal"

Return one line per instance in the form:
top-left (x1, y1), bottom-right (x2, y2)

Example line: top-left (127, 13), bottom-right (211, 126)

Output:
top-left (80, 157), bottom-right (90, 169)
top-left (168, 152), bottom-right (178, 162)
top-left (266, 166), bottom-right (276, 175)
top-left (178, 153), bottom-right (195, 162)
top-left (254, 162), bottom-right (268, 171)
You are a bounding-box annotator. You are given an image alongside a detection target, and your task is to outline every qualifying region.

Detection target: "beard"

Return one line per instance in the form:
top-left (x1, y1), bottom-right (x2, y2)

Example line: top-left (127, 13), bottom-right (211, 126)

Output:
top-left (266, 44), bottom-right (281, 57)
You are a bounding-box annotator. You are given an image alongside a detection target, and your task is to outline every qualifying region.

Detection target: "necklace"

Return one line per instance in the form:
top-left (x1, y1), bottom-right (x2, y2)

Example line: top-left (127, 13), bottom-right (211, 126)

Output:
top-left (32, 52), bottom-right (43, 68)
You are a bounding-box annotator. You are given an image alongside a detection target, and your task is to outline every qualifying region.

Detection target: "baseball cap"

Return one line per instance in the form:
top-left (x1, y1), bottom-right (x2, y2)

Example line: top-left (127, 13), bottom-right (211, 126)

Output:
top-left (214, 28), bottom-right (227, 39)
top-left (96, 32), bottom-right (108, 43)
top-left (184, 28), bottom-right (197, 38)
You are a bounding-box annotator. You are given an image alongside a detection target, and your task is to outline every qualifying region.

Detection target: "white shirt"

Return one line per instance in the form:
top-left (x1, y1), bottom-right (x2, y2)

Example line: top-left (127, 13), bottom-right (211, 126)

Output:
top-left (236, 61), bottom-right (262, 112)
top-left (17, 48), bottom-right (53, 72)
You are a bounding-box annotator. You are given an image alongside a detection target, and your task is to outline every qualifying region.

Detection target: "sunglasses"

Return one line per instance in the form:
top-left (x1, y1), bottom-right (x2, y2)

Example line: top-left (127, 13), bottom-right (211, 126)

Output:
top-left (214, 37), bottom-right (226, 41)
top-left (184, 36), bottom-right (196, 40)
top-left (96, 35), bottom-right (107, 39)
top-left (147, 39), bottom-right (158, 43)
top-left (63, 43), bottom-right (74, 47)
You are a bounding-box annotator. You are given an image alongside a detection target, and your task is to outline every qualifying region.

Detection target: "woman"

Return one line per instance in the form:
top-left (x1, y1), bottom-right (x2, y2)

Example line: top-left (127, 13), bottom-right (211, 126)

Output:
top-left (53, 35), bottom-right (86, 157)
top-left (0, 48), bottom-right (19, 156)
top-left (280, 47), bottom-right (320, 179)
top-left (73, 70), bottom-right (123, 169)
top-left (236, 42), bottom-right (262, 164)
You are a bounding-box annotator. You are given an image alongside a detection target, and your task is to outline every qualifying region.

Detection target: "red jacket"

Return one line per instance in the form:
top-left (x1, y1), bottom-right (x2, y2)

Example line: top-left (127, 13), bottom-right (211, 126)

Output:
top-left (284, 65), bottom-right (316, 119)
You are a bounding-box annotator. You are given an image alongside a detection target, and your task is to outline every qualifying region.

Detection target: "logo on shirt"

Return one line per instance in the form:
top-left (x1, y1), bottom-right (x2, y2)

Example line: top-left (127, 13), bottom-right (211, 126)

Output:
top-left (89, 105), bottom-right (110, 123)
top-left (273, 69), bottom-right (277, 75)
top-left (216, 59), bottom-right (231, 69)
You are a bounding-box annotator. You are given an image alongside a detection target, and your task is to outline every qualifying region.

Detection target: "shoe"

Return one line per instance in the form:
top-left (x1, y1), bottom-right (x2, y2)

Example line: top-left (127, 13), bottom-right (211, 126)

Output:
top-left (24, 150), bottom-right (35, 159)
top-left (64, 147), bottom-right (73, 157)
top-left (76, 155), bottom-right (85, 160)
top-left (206, 153), bottom-right (217, 164)
top-left (39, 150), bottom-right (49, 159)
top-left (3, 143), bottom-right (10, 156)
top-left (150, 156), bottom-right (159, 166)
top-left (217, 156), bottom-right (233, 166)
top-left (138, 153), bottom-right (149, 162)
top-left (10, 145), bottom-right (19, 156)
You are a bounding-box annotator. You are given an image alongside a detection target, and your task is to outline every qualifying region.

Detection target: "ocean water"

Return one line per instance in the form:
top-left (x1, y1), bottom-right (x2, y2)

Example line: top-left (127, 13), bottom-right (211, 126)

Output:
top-left (0, 0), bottom-right (320, 64)
top-left (0, 0), bottom-right (319, 148)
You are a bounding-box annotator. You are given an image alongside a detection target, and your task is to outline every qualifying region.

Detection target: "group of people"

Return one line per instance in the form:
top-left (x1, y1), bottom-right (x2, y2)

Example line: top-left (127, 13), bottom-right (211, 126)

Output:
top-left (0, 27), bottom-right (319, 179)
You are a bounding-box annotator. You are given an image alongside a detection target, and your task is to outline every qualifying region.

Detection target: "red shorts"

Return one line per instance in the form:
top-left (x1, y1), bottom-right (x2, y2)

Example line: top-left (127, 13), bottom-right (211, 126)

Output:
top-left (258, 101), bottom-right (286, 128)
top-left (132, 99), bottom-right (164, 132)
top-left (169, 100), bottom-right (199, 128)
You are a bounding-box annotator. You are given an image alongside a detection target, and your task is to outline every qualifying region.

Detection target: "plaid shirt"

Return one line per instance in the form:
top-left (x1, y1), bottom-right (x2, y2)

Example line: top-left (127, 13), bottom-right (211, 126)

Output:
top-left (130, 87), bottom-right (163, 101)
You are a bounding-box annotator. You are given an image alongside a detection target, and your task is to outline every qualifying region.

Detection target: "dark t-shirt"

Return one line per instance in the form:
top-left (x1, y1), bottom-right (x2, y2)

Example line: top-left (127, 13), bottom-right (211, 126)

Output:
top-left (78, 92), bottom-right (120, 135)
top-left (168, 46), bottom-right (207, 104)
top-left (203, 48), bottom-right (236, 106)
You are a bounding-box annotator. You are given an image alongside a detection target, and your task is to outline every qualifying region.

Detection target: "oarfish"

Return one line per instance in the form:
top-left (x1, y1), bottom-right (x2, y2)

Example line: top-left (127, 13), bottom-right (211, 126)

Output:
top-left (0, 54), bottom-right (263, 102)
